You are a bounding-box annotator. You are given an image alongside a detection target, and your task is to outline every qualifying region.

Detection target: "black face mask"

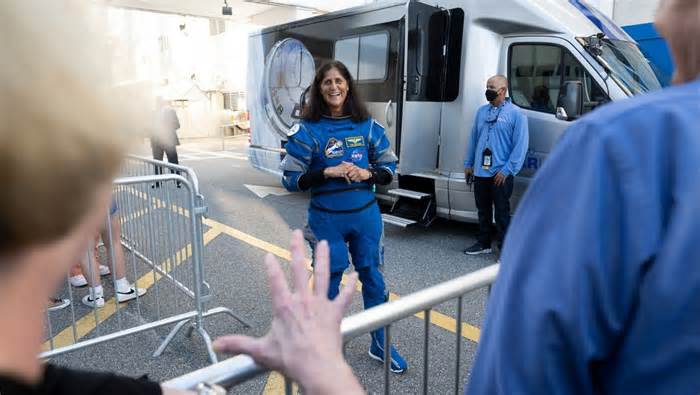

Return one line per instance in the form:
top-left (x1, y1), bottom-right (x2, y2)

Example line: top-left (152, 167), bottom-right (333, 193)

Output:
top-left (485, 89), bottom-right (499, 102)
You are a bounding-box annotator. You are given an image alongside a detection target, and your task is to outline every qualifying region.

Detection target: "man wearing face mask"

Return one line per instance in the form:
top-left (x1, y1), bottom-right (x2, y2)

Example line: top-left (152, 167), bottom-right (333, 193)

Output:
top-left (463, 75), bottom-right (529, 257)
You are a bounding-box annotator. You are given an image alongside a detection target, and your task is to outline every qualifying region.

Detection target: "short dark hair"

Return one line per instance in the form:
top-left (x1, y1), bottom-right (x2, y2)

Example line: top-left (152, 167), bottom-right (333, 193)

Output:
top-left (302, 61), bottom-right (370, 123)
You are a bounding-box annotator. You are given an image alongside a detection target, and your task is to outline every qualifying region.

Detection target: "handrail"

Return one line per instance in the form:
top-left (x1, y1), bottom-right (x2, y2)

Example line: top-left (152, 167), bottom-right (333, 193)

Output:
top-left (125, 154), bottom-right (201, 195)
top-left (163, 264), bottom-right (499, 390)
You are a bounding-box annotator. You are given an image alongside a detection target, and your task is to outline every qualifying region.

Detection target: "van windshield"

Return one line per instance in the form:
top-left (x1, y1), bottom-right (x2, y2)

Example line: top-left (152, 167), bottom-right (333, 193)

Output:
top-left (580, 35), bottom-right (662, 96)
top-left (598, 39), bottom-right (662, 95)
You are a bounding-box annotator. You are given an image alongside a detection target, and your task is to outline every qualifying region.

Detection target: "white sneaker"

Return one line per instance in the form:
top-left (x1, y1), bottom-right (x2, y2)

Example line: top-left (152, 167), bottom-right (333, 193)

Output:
top-left (82, 294), bottom-right (105, 308)
top-left (116, 287), bottom-right (147, 303)
top-left (99, 264), bottom-right (111, 276)
top-left (69, 274), bottom-right (87, 287)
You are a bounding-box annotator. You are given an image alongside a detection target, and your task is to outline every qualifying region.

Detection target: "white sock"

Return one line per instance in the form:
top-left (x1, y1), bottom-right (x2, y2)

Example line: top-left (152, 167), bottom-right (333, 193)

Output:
top-left (90, 285), bottom-right (104, 299)
top-left (115, 277), bottom-right (131, 293)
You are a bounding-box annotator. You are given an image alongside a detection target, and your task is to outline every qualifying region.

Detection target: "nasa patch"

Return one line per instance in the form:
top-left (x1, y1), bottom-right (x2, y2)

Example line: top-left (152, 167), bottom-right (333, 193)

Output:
top-left (350, 149), bottom-right (363, 163)
top-left (324, 138), bottom-right (344, 158)
top-left (287, 124), bottom-right (300, 137)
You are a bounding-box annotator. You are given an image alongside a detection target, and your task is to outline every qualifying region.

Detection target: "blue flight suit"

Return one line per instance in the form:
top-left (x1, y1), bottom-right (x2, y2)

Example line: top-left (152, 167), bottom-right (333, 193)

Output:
top-left (281, 115), bottom-right (396, 302)
top-left (467, 79), bottom-right (700, 394)
top-left (281, 115), bottom-right (406, 373)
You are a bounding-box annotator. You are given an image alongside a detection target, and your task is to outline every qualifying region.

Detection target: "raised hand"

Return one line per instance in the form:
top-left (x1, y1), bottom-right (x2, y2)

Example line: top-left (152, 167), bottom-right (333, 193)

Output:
top-left (213, 230), bottom-right (362, 394)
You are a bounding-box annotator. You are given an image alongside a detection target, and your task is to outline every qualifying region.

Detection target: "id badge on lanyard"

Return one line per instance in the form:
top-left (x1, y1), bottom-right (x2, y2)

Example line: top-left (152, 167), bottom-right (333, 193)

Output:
top-left (482, 147), bottom-right (492, 170)
top-left (482, 107), bottom-right (501, 171)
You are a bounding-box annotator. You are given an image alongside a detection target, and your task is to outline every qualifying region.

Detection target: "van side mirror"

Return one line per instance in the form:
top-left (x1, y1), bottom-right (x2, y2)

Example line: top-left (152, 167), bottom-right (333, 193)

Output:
top-left (556, 81), bottom-right (583, 121)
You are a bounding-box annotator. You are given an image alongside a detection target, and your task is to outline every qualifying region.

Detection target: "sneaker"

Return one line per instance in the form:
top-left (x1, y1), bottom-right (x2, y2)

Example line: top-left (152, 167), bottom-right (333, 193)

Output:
top-left (48, 298), bottom-right (70, 312)
top-left (69, 274), bottom-right (88, 287)
top-left (463, 242), bottom-right (492, 256)
top-left (99, 264), bottom-right (111, 276)
top-left (116, 287), bottom-right (147, 303)
top-left (82, 294), bottom-right (105, 308)
top-left (368, 331), bottom-right (408, 374)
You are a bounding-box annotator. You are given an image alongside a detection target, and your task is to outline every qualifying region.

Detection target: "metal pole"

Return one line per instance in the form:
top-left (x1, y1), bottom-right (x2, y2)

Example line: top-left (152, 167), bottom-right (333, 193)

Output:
top-left (423, 309), bottom-right (430, 395)
top-left (454, 296), bottom-right (463, 395)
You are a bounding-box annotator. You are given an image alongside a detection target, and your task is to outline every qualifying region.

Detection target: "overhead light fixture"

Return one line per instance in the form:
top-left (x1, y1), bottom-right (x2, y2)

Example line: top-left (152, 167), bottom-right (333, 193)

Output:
top-left (222, 0), bottom-right (233, 15)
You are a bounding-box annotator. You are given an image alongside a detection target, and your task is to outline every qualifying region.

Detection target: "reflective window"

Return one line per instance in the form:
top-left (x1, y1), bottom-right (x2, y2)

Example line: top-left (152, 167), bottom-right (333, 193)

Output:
top-left (335, 32), bottom-right (388, 81)
top-left (358, 33), bottom-right (388, 80)
top-left (509, 44), bottom-right (609, 115)
top-left (334, 37), bottom-right (359, 80)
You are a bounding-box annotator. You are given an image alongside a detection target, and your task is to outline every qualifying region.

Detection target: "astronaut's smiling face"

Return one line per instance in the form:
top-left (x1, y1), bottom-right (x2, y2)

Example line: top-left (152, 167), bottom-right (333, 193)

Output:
top-left (320, 67), bottom-right (348, 116)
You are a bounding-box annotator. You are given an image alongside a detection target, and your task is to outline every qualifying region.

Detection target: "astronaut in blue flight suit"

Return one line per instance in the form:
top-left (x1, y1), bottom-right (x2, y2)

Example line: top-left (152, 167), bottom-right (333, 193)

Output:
top-left (280, 60), bottom-right (407, 373)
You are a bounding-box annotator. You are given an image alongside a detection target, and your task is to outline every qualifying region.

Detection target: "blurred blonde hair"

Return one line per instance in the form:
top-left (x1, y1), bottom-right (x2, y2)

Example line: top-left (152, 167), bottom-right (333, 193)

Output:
top-left (0, 1), bottom-right (145, 255)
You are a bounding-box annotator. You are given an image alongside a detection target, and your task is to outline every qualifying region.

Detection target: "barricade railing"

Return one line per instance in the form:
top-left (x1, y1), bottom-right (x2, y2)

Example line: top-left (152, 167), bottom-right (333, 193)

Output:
top-left (42, 159), bottom-right (251, 364)
top-left (163, 264), bottom-right (499, 394)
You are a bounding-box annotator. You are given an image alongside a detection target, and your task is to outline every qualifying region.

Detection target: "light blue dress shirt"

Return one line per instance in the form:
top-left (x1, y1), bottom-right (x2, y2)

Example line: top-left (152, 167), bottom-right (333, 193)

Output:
top-left (464, 98), bottom-right (529, 177)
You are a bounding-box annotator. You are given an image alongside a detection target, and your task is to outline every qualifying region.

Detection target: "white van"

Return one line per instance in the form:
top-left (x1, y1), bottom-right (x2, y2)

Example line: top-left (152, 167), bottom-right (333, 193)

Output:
top-left (247, 0), bottom-right (661, 227)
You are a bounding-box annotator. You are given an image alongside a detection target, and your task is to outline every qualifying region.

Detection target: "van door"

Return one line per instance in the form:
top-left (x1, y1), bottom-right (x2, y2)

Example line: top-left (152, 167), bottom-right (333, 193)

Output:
top-left (503, 37), bottom-right (611, 205)
top-left (399, 2), bottom-right (464, 175)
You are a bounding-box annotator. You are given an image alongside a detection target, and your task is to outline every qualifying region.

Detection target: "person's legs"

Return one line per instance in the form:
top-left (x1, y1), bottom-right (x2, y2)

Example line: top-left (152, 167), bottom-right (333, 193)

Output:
top-left (164, 145), bottom-right (179, 166)
top-left (151, 143), bottom-right (165, 187)
top-left (100, 208), bottom-right (146, 303)
top-left (326, 272), bottom-right (344, 300)
top-left (307, 210), bottom-right (350, 300)
top-left (164, 145), bottom-right (182, 187)
top-left (493, 175), bottom-right (514, 252)
top-left (79, 237), bottom-right (104, 308)
top-left (151, 143), bottom-right (165, 173)
top-left (465, 176), bottom-right (494, 254)
top-left (349, 205), bottom-right (407, 373)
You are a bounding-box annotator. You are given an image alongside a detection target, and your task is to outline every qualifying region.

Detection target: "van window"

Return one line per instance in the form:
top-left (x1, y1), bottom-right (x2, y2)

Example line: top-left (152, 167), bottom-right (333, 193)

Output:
top-left (334, 37), bottom-right (359, 80)
top-left (509, 44), bottom-right (609, 114)
top-left (335, 32), bottom-right (388, 81)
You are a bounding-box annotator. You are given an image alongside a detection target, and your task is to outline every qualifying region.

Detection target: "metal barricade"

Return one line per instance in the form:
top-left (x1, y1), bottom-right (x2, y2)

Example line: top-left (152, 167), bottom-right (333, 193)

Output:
top-left (42, 157), bottom-right (251, 364)
top-left (163, 264), bottom-right (499, 394)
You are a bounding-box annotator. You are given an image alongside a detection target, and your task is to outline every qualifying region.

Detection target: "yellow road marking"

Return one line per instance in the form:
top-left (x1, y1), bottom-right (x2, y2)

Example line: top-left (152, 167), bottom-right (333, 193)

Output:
top-left (204, 219), bottom-right (481, 342)
top-left (262, 372), bottom-right (298, 395)
top-left (43, 228), bottom-right (222, 352)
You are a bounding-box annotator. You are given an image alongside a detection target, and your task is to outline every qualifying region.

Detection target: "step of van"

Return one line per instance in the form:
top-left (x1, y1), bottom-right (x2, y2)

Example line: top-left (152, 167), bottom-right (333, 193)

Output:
top-left (388, 188), bottom-right (431, 200)
top-left (381, 213), bottom-right (418, 228)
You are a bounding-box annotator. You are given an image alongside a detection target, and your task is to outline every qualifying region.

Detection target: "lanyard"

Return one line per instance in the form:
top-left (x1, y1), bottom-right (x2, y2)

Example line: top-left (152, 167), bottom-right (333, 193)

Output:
top-left (484, 106), bottom-right (504, 145)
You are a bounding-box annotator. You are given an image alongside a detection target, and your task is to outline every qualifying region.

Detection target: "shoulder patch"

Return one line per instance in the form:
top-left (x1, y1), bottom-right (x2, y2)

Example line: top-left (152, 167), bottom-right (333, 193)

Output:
top-left (287, 124), bottom-right (300, 137)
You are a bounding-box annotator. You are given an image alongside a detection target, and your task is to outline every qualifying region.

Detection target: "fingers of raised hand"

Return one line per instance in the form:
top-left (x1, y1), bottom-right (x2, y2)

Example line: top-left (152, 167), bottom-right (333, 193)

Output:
top-left (289, 230), bottom-right (310, 295)
top-left (265, 253), bottom-right (292, 314)
top-left (313, 240), bottom-right (330, 298)
top-left (213, 335), bottom-right (267, 361)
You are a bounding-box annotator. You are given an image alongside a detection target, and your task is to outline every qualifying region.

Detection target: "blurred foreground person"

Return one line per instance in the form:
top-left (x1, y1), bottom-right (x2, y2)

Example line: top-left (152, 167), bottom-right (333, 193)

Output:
top-left (0, 3), bottom-right (360, 394)
top-left (468, 0), bottom-right (700, 393)
top-left (0, 2), bottom-right (182, 394)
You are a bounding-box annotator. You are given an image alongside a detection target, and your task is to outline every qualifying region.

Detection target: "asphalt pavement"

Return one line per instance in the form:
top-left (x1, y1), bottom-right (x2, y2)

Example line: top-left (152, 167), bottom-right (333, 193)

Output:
top-left (48, 136), bottom-right (497, 394)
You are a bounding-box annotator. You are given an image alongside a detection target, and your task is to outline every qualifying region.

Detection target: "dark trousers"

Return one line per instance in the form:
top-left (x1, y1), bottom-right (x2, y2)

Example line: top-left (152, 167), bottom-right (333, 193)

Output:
top-left (151, 144), bottom-right (179, 173)
top-left (474, 175), bottom-right (514, 250)
top-left (151, 144), bottom-right (180, 186)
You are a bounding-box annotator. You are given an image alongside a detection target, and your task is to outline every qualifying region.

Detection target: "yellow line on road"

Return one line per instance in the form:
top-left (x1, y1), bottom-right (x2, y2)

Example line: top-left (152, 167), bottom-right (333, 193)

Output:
top-left (262, 372), bottom-right (298, 395)
top-left (204, 218), bottom-right (481, 343)
top-left (43, 228), bottom-right (222, 352)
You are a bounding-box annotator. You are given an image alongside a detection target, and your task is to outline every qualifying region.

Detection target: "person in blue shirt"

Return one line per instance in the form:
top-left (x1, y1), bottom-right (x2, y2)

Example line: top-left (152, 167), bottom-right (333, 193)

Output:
top-left (467, 0), bottom-right (700, 393)
top-left (463, 75), bottom-right (529, 257)
top-left (279, 60), bottom-right (407, 374)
